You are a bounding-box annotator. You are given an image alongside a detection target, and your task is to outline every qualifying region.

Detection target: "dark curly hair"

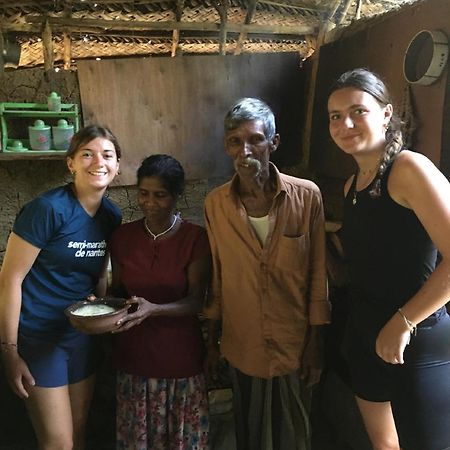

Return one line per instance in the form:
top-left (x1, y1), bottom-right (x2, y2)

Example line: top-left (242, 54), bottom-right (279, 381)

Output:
top-left (137, 154), bottom-right (185, 198)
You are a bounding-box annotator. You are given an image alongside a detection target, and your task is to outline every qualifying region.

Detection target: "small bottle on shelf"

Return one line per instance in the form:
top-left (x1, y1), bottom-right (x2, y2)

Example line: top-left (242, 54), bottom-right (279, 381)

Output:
top-left (52, 119), bottom-right (74, 150)
top-left (47, 92), bottom-right (62, 112)
top-left (29, 119), bottom-right (51, 151)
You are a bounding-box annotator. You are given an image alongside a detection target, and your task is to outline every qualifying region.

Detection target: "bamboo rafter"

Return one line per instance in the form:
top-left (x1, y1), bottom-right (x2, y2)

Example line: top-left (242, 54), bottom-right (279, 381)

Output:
top-left (0, 0), bottom-right (421, 69)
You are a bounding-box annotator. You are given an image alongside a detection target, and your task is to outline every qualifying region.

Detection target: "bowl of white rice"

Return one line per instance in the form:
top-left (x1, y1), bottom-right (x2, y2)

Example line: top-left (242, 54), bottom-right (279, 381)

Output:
top-left (65, 297), bottom-right (130, 334)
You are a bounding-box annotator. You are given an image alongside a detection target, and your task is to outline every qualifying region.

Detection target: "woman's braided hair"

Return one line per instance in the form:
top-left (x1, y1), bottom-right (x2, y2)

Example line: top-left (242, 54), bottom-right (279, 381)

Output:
top-left (330, 68), bottom-right (403, 198)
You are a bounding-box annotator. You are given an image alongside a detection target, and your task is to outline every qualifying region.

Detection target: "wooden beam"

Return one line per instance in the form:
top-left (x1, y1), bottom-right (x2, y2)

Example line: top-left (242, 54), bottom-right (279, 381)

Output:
top-left (28, 31), bottom-right (309, 42)
top-left (258, 1), bottom-right (325, 13)
top-left (327, 0), bottom-right (342, 22)
top-left (171, 28), bottom-right (180, 57)
top-left (234, 0), bottom-right (258, 55)
top-left (234, 32), bottom-right (246, 55)
top-left (304, 34), bottom-right (316, 54)
top-left (62, 0), bottom-right (72, 70)
top-left (337, 0), bottom-right (352, 25)
top-left (63, 32), bottom-right (71, 70)
top-left (0, 0), bottom-right (327, 9)
top-left (244, 0), bottom-right (259, 24)
top-left (175, 0), bottom-right (185, 22)
top-left (63, 1), bottom-right (72, 18)
top-left (355, 0), bottom-right (363, 20)
top-left (214, 0), bottom-right (229, 55)
top-left (300, 20), bottom-right (335, 170)
top-left (171, 0), bottom-right (184, 56)
top-left (0, 1), bottom-right (48, 5)
top-left (42, 19), bottom-right (54, 71)
top-left (1, 27), bottom-right (313, 44)
top-left (23, 15), bottom-right (316, 36)
top-left (0, 0), bottom-right (166, 5)
top-left (218, 26), bottom-right (227, 55)
top-left (0, 22), bottom-right (36, 32)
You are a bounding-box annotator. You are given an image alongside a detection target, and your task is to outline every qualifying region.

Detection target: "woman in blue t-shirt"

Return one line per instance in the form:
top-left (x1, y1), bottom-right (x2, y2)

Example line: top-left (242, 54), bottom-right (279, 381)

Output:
top-left (0, 125), bottom-right (122, 450)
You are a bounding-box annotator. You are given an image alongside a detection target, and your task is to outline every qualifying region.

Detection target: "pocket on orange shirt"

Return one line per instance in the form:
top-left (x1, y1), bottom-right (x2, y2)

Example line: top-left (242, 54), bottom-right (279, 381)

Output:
top-left (276, 234), bottom-right (308, 271)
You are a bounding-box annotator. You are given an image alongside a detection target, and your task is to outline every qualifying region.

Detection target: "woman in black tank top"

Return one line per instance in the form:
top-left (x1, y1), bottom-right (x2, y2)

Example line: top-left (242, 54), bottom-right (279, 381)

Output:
top-left (327, 68), bottom-right (450, 450)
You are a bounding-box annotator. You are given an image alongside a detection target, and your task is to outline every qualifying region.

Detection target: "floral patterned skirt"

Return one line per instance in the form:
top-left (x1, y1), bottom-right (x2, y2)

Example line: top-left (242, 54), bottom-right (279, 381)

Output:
top-left (116, 371), bottom-right (209, 450)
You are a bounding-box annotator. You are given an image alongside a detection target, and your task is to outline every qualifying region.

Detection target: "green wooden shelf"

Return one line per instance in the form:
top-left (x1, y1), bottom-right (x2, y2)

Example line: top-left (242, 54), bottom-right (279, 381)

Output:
top-left (0, 138), bottom-right (67, 160)
top-left (0, 151), bottom-right (67, 161)
top-left (0, 101), bottom-right (80, 158)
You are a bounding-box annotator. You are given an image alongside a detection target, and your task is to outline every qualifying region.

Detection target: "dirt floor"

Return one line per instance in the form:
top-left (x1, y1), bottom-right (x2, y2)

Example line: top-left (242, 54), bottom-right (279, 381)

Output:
top-left (0, 367), bottom-right (365, 450)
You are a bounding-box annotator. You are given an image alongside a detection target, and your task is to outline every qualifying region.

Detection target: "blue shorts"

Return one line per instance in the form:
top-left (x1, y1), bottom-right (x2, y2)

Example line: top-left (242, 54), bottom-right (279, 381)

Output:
top-left (18, 332), bottom-right (97, 388)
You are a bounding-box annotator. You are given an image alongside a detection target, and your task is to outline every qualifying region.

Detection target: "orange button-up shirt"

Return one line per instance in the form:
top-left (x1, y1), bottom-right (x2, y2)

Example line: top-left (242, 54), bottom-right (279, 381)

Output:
top-left (204, 164), bottom-right (330, 378)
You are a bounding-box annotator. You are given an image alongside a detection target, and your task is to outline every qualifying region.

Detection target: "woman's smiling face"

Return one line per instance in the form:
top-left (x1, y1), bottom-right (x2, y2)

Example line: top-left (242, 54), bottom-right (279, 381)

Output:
top-left (137, 176), bottom-right (177, 224)
top-left (67, 137), bottom-right (119, 190)
top-left (328, 87), bottom-right (392, 156)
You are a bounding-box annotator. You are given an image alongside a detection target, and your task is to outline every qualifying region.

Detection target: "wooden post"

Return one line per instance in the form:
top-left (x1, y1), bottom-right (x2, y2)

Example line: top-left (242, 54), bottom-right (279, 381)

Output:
top-left (214, 0), bottom-right (229, 55)
top-left (300, 20), bottom-right (335, 170)
top-left (355, 0), bottom-right (363, 20)
top-left (328, 0), bottom-right (342, 23)
top-left (175, 0), bottom-right (185, 22)
top-left (172, 0), bottom-right (185, 57)
top-left (337, 0), bottom-right (353, 25)
top-left (171, 29), bottom-right (180, 57)
top-left (62, 1), bottom-right (72, 70)
top-left (42, 19), bottom-right (54, 71)
top-left (63, 32), bottom-right (71, 70)
top-left (299, 0), bottom-right (341, 169)
top-left (234, 0), bottom-right (258, 55)
top-left (234, 32), bottom-right (246, 55)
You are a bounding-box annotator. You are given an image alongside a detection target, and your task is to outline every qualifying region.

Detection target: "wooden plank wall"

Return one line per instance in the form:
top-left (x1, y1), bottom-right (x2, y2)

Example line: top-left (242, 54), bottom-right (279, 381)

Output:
top-left (78, 53), bottom-right (305, 186)
top-left (440, 66), bottom-right (450, 178)
top-left (309, 0), bottom-right (450, 180)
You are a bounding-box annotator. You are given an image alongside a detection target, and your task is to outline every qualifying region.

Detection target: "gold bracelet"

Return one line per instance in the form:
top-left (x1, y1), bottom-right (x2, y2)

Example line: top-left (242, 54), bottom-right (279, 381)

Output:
top-left (0, 342), bottom-right (17, 347)
top-left (397, 308), bottom-right (417, 335)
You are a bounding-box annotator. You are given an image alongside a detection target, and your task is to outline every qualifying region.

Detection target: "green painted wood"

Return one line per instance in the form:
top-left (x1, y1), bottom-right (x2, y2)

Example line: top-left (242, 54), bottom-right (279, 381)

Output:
top-left (0, 101), bottom-right (80, 155)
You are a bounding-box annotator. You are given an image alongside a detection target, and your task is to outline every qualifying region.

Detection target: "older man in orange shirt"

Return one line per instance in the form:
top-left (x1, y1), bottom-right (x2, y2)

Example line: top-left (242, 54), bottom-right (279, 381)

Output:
top-left (204, 97), bottom-right (330, 450)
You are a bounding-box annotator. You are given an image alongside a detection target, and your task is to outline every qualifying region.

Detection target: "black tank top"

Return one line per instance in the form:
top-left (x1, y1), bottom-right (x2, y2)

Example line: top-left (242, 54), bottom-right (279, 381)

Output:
top-left (341, 155), bottom-right (441, 331)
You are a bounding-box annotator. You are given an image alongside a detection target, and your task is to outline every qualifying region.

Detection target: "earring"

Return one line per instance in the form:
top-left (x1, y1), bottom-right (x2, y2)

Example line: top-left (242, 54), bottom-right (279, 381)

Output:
top-left (71, 170), bottom-right (76, 175)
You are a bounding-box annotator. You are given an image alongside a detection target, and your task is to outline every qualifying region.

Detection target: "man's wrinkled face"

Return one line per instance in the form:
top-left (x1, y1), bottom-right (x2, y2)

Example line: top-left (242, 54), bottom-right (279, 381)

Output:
top-left (225, 120), bottom-right (277, 179)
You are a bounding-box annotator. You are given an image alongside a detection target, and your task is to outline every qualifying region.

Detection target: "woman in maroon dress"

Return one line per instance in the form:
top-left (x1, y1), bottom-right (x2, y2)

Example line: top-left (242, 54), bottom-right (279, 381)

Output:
top-left (109, 154), bottom-right (210, 450)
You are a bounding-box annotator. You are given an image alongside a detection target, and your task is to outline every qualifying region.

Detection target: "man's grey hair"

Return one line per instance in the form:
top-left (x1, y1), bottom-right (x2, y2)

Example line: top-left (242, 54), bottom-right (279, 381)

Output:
top-left (224, 98), bottom-right (276, 140)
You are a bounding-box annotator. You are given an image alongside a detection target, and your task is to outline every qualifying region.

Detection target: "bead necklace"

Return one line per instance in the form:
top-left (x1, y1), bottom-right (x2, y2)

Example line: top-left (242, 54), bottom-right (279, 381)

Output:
top-left (352, 188), bottom-right (358, 205)
top-left (144, 214), bottom-right (179, 240)
top-left (352, 159), bottom-right (382, 206)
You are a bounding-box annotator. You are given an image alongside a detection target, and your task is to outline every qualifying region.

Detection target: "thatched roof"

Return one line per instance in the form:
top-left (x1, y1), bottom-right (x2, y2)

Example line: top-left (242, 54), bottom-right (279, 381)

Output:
top-left (0, 0), bottom-right (420, 69)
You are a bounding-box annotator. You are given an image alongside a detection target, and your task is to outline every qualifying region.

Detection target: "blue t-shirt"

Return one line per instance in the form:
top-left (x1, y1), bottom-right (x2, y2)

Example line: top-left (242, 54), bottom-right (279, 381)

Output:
top-left (13, 184), bottom-right (122, 337)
